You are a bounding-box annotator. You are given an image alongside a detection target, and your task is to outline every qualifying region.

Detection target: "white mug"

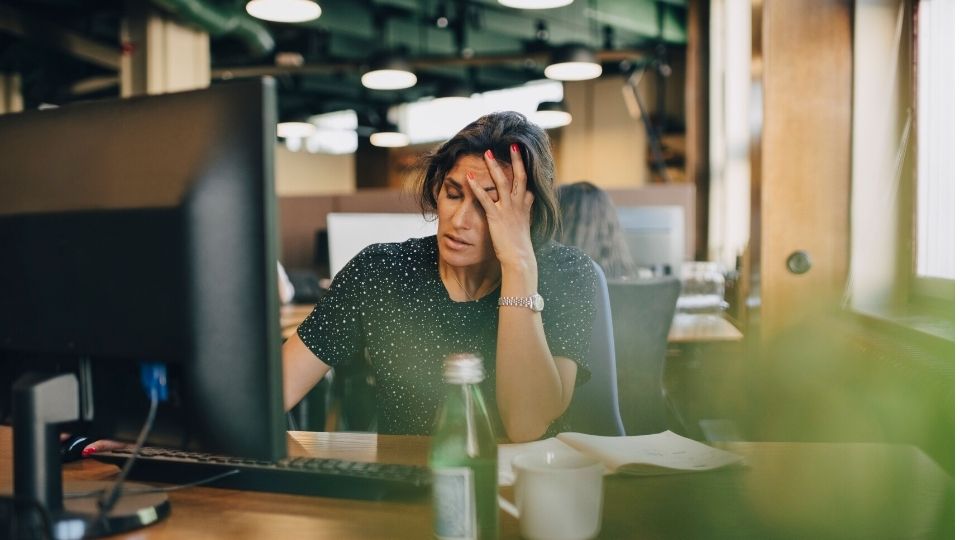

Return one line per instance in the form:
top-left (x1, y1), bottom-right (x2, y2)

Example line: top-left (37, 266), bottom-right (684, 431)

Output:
top-left (509, 449), bottom-right (604, 540)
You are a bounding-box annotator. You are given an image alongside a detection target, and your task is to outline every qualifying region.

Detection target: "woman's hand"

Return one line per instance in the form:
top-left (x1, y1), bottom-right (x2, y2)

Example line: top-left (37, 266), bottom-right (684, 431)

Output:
top-left (80, 439), bottom-right (132, 457)
top-left (467, 144), bottom-right (537, 271)
top-left (60, 433), bottom-right (132, 461)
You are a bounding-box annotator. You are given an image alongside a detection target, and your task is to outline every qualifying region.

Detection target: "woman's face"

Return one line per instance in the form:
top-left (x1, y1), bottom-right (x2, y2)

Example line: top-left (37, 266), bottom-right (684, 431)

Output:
top-left (436, 154), bottom-right (513, 269)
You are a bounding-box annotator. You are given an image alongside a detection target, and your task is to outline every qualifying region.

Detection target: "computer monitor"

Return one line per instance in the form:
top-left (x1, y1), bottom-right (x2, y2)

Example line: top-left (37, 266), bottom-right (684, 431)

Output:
top-left (326, 212), bottom-right (438, 277)
top-left (0, 79), bottom-right (286, 535)
top-left (617, 205), bottom-right (686, 276)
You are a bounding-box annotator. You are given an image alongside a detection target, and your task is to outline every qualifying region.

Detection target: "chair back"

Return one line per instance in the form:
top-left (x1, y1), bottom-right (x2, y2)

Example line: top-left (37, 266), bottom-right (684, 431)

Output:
top-left (565, 261), bottom-right (626, 436)
top-left (607, 277), bottom-right (681, 435)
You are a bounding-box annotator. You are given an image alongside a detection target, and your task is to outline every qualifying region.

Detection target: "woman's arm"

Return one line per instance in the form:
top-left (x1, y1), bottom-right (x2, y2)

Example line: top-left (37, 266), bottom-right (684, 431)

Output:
top-left (282, 333), bottom-right (333, 412)
top-left (468, 146), bottom-right (577, 442)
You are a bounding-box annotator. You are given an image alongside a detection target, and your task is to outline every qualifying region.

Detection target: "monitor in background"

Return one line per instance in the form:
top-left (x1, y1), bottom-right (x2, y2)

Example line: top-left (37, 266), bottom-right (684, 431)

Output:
top-left (0, 79), bottom-right (285, 537)
top-left (617, 206), bottom-right (686, 276)
top-left (326, 212), bottom-right (439, 277)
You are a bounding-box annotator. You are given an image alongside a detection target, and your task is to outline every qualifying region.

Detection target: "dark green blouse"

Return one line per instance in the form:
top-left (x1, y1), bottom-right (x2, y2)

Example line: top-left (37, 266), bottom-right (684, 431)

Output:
top-left (297, 235), bottom-right (597, 437)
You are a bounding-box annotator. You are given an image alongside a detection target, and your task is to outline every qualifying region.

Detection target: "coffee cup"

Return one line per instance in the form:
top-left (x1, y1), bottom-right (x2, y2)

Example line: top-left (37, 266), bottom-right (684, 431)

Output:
top-left (508, 449), bottom-right (604, 540)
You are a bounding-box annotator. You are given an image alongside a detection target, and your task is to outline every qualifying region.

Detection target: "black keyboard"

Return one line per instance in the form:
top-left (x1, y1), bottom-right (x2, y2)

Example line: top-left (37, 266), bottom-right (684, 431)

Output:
top-left (93, 447), bottom-right (431, 501)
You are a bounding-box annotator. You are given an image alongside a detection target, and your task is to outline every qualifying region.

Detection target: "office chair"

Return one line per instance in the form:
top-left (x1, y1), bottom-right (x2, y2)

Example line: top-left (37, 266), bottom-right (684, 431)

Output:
top-left (607, 277), bottom-right (681, 435)
top-left (565, 261), bottom-right (627, 436)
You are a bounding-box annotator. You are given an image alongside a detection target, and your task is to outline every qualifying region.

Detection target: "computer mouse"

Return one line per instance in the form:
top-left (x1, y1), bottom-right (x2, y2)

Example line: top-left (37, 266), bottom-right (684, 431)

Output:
top-left (61, 434), bottom-right (93, 463)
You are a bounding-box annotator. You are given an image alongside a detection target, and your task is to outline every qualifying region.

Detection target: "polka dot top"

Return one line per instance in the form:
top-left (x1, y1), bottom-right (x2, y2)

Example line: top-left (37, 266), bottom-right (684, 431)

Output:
top-left (297, 235), bottom-right (598, 438)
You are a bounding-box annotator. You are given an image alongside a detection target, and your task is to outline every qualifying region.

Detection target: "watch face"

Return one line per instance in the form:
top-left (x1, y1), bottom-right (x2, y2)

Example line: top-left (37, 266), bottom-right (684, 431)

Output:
top-left (532, 294), bottom-right (545, 312)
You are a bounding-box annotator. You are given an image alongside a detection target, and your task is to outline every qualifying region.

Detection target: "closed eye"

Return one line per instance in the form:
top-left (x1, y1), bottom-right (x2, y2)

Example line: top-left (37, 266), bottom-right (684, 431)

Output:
top-left (442, 178), bottom-right (498, 202)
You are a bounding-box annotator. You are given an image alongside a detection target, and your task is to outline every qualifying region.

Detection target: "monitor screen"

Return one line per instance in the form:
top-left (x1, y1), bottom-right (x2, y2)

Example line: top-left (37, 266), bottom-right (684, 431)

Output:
top-left (326, 212), bottom-right (438, 277)
top-left (617, 205), bottom-right (686, 276)
top-left (0, 79), bottom-right (286, 462)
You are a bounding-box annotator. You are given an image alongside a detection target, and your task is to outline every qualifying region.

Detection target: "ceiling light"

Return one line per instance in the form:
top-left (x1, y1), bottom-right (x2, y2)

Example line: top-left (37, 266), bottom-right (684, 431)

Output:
top-left (498, 0), bottom-right (573, 8)
top-left (246, 0), bottom-right (322, 23)
top-left (277, 121), bottom-right (316, 139)
top-left (370, 120), bottom-right (410, 148)
top-left (544, 44), bottom-right (602, 81)
top-left (370, 131), bottom-right (410, 148)
top-left (532, 101), bottom-right (572, 129)
top-left (361, 53), bottom-right (417, 90)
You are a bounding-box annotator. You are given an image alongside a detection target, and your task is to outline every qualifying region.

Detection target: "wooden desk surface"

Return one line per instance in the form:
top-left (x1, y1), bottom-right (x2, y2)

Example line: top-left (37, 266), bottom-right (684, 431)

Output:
top-left (280, 304), bottom-right (315, 340)
top-left (668, 312), bottom-right (744, 343)
top-left (283, 304), bottom-right (744, 344)
top-left (0, 427), bottom-right (951, 539)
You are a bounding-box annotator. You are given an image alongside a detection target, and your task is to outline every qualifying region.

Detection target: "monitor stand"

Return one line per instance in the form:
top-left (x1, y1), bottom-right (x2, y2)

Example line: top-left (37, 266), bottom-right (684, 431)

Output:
top-left (12, 373), bottom-right (170, 540)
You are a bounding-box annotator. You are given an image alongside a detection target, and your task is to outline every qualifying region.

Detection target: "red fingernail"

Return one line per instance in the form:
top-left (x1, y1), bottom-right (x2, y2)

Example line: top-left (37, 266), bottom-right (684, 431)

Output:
top-left (82, 447), bottom-right (97, 457)
top-left (484, 149), bottom-right (493, 160)
top-left (510, 143), bottom-right (519, 153)
top-left (466, 171), bottom-right (475, 180)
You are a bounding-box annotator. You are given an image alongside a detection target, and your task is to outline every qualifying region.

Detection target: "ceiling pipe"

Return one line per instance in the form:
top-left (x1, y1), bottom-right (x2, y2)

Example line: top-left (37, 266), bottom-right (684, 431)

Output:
top-left (150, 0), bottom-right (275, 57)
top-left (211, 49), bottom-right (652, 81)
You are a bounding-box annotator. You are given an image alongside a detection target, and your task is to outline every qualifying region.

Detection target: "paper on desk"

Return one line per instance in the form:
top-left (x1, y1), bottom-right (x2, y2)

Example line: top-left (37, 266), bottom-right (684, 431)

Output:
top-left (558, 431), bottom-right (744, 475)
top-left (497, 431), bottom-right (743, 486)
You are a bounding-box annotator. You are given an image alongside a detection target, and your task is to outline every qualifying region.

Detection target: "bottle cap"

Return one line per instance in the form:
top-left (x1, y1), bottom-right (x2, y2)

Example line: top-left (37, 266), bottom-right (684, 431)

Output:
top-left (442, 353), bottom-right (485, 384)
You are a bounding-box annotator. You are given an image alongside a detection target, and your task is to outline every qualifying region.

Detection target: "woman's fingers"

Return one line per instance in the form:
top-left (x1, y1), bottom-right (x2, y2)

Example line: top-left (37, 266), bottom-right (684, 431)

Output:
top-left (466, 173), bottom-right (497, 215)
top-left (483, 149), bottom-right (512, 205)
top-left (83, 439), bottom-right (132, 457)
top-left (509, 143), bottom-right (527, 197)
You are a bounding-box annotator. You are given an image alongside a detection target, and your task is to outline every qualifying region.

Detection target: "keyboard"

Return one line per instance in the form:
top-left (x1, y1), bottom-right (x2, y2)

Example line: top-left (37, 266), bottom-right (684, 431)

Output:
top-left (93, 447), bottom-right (432, 501)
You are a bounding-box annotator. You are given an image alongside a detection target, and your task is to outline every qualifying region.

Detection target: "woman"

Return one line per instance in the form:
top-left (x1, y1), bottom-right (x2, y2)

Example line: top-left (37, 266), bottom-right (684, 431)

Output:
top-left (556, 181), bottom-right (639, 280)
top-left (284, 111), bottom-right (598, 443)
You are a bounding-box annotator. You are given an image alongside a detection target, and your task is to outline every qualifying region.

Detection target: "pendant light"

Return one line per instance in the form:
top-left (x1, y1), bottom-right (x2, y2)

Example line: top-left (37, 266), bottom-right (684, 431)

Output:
top-left (369, 119), bottom-right (410, 148)
top-left (246, 0), bottom-right (322, 23)
top-left (532, 101), bottom-right (572, 129)
top-left (498, 0), bottom-right (573, 8)
top-left (361, 52), bottom-right (417, 91)
top-left (544, 44), bottom-right (602, 81)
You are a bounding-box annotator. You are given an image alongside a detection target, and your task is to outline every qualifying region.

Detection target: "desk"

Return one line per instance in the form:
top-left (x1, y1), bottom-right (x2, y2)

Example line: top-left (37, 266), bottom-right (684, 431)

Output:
top-left (280, 304), bottom-right (315, 340)
top-left (664, 313), bottom-right (744, 436)
top-left (668, 312), bottom-right (744, 343)
top-left (283, 305), bottom-right (744, 345)
top-left (0, 427), bottom-right (951, 539)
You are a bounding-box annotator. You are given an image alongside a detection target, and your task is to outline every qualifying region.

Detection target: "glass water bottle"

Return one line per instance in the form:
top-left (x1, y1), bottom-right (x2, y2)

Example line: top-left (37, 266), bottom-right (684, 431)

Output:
top-left (430, 353), bottom-right (498, 540)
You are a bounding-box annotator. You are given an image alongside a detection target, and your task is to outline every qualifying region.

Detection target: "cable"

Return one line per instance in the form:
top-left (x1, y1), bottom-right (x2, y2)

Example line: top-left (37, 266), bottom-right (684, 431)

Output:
top-left (88, 387), bottom-right (159, 532)
top-left (123, 469), bottom-right (241, 495)
top-left (64, 469), bottom-right (241, 500)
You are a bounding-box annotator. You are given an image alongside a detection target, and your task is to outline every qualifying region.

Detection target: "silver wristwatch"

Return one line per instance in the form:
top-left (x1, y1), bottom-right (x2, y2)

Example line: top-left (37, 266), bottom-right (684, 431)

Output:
top-left (497, 293), bottom-right (545, 313)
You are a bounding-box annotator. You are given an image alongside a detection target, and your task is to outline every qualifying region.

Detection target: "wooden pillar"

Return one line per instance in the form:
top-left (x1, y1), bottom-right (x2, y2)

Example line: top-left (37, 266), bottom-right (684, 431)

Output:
top-left (759, 0), bottom-right (852, 339)
top-left (120, 3), bottom-right (210, 97)
top-left (355, 139), bottom-right (391, 189)
top-left (0, 73), bottom-right (23, 114)
top-left (686, 0), bottom-right (710, 260)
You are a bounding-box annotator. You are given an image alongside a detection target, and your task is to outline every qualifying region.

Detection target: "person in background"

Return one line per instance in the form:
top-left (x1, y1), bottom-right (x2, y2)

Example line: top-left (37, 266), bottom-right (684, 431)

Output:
top-left (278, 261), bottom-right (295, 305)
top-left (555, 181), bottom-right (640, 280)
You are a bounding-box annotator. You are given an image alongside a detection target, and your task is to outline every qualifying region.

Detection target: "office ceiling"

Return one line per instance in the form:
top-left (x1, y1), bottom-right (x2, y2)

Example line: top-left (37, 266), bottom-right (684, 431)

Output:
top-left (0, 0), bottom-right (687, 120)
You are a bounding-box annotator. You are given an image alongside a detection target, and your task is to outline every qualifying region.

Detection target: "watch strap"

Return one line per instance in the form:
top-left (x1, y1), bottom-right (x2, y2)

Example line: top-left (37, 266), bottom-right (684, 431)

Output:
top-left (497, 293), bottom-right (544, 312)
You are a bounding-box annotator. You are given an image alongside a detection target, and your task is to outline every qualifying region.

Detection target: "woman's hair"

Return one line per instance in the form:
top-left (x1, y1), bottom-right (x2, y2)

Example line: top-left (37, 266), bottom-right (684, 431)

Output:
top-left (555, 181), bottom-right (638, 279)
top-left (416, 111), bottom-right (560, 247)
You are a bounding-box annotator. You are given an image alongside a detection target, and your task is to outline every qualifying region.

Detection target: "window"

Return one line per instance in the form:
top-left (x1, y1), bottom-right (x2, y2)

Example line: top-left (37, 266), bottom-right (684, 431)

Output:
top-left (848, 0), bottom-right (953, 330)
top-left (914, 0), bottom-right (955, 284)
